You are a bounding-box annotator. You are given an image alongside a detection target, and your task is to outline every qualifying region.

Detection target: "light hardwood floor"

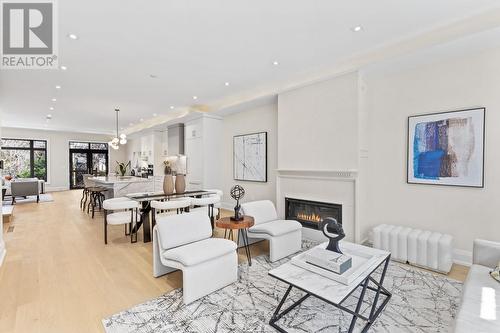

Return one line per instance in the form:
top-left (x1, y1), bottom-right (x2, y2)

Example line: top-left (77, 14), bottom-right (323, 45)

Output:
top-left (0, 190), bottom-right (468, 333)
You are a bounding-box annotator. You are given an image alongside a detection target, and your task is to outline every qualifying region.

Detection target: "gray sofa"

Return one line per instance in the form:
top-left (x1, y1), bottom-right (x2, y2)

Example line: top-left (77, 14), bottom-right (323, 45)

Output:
top-left (454, 239), bottom-right (500, 332)
top-left (10, 178), bottom-right (41, 204)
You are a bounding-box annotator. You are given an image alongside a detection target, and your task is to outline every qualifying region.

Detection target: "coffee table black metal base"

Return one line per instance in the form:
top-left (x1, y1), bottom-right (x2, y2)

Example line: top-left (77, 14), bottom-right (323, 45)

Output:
top-left (269, 256), bottom-right (391, 333)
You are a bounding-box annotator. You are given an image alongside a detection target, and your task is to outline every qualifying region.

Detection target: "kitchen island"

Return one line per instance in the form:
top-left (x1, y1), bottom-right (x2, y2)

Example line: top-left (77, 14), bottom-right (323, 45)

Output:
top-left (89, 176), bottom-right (157, 198)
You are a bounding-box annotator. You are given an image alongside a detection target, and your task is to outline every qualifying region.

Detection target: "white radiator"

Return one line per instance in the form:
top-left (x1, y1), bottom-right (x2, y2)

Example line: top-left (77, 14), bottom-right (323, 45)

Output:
top-left (372, 224), bottom-right (453, 273)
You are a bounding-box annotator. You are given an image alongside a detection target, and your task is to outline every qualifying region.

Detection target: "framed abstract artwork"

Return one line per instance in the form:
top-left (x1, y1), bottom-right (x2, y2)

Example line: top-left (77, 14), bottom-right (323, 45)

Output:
top-left (407, 107), bottom-right (485, 188)
top-left (233, 132), bottom-right (267, 182)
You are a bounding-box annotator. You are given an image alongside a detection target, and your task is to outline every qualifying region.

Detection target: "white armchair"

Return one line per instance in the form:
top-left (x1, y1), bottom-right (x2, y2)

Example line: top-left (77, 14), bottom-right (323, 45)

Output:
top-left (241, 200), bottom-right (302, 262)
top-left (153, 211), bottom-right (238, 304)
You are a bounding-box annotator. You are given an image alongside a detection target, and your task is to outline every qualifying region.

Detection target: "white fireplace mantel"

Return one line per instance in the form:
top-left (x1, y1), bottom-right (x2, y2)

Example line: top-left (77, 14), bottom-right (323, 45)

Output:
top-left (276, 169), bottom-right (358, 180)
top-left (276, 168), bottom-right (360, 243)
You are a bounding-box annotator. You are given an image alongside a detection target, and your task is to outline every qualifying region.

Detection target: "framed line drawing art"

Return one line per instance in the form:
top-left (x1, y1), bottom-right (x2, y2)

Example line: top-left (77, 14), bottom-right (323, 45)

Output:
top-left (233, 132), bottom-right (267, 182)
top-left (407, 107), bottom-right (485, 188)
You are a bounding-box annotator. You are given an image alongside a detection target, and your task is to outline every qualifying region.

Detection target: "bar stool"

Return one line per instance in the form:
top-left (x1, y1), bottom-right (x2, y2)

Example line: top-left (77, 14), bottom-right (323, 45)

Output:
top-left (87, 187), bottom-right (108, 218)
top-left (103, 198), bottom-right (140, 244)
top-left (80, 174), bottom-right (93, 210)
top-left (190, 196), bottom-right (221, 229)
top-left (151, 198), bottom-right (192, 230)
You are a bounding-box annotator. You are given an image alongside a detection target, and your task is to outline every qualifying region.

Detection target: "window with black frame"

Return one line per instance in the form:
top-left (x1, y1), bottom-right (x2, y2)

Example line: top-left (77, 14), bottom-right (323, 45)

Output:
top-left (1, 138), bottom-right (48, 181)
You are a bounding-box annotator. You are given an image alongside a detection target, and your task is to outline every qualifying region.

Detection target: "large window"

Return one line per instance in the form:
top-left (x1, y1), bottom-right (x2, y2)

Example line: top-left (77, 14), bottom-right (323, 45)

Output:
top-left (1, 138), bottom-right (47, 181)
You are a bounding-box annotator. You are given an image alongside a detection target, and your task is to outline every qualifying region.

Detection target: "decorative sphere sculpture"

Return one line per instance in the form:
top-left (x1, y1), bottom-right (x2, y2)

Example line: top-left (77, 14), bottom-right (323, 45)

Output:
top-left (320, 217), bottom-right (345, 254)
top-left (230, 185), bottom-right (245, 221)
top-left (230, 185), bottom-right (245, 201)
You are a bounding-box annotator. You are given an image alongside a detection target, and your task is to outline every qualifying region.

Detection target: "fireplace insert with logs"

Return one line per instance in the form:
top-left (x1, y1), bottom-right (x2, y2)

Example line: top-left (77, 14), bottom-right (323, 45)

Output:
top-left (285, 197), bottom-right (342, 229)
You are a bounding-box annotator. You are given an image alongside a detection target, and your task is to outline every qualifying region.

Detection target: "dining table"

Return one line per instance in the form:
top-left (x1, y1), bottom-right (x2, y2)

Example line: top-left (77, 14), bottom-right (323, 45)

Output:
top-left (126, 190), bottom-right (216, 243)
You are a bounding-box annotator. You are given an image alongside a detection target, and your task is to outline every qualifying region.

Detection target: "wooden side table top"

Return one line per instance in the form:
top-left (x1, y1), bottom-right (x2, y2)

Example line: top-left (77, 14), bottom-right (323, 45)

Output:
top-left (216, 215), bottom-right (254, 229)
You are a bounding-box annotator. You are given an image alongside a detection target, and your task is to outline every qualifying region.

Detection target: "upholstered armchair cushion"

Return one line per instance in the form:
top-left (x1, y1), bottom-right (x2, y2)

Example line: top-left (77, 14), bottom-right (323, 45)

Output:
top-left (162, 238), bottom-right (236, 267)
top-left (249, 219), bottom-right (302, 237)
top-left (155, 211), bottom-right (212, 251)
top-left (241, 200), bottom-right (278, 225)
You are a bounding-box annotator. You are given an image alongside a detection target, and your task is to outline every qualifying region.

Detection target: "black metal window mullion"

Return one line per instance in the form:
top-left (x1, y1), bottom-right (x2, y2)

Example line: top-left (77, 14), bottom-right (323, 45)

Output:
top-left (29, 140), bottom-right (35, 178)
top-left (1, 138), bottom-right (47, 180)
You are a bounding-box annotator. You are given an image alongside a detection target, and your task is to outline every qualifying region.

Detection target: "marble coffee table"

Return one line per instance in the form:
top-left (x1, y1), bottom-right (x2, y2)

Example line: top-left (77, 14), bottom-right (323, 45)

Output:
top-left (268, 241), bottom-right (392, 333)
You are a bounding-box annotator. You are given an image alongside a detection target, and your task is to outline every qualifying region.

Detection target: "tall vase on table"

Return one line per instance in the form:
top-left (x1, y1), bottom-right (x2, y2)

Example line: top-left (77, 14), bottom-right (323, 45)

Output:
top-left (175, 174), bottom-right (186, 194)
top-left (163, 161), bottom-right (174, 195)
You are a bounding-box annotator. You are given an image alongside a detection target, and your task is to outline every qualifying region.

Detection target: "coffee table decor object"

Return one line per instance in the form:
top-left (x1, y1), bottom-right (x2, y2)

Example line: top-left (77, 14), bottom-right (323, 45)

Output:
top-left (229, 185), bottom-right (245, 221)
top-left (321, 217), bottom-right (345, 253)
top-left (291, 242), bottom-right (380, 286)
top-left (303, 247), bottom-right (352, 274)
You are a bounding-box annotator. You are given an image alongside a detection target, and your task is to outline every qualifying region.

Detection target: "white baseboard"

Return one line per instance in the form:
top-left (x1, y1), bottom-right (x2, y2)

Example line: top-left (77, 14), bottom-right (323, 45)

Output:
top-left (45, 186), bottom-right (67, 192)
top-left (453, 249), bottom-right (472, 267)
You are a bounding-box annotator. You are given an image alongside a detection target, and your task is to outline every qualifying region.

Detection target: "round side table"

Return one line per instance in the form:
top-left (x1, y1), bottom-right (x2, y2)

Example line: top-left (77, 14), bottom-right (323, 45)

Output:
top-left (216, 215), bottom-right (254, 266)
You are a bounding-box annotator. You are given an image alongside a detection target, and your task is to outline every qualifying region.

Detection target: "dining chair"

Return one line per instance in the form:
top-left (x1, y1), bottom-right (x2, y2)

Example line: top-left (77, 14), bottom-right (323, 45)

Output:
top-left (151, 198), bottom-right (192, 230)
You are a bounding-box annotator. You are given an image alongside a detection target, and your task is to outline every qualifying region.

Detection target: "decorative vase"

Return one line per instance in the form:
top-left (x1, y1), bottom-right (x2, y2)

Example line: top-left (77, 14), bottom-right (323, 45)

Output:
top-left (163, 175), bottom-right (174, 195)
top-left (175, 174), bottom-right (186, 194)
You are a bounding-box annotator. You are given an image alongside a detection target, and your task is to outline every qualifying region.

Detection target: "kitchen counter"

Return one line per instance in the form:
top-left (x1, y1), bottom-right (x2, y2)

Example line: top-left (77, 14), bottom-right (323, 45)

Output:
top-left (88, 176), bottom-right (157, 198)
top-left (90, 176), bottom-right (152, 185)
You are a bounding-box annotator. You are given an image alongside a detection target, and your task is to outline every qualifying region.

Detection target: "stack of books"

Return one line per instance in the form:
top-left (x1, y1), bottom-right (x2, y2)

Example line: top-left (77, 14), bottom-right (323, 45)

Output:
top-left (303, 248), bottom-right (352, 274)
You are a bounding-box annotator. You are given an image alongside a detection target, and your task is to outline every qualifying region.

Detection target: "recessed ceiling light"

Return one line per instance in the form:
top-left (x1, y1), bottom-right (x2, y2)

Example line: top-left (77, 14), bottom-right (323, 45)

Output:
top-left (153, 113), bottom-right (157, 117)
top-left (49, 107), bottom-right (54, 111)
top-left (46, 114), bottom-right (52, 119)
top-left (272, 61), bottom-right (279, 66)
top-left (67, 33), bottom-right (79, 40)
top-left (192, 96), bottom-right (198, 100)
top-left (140, 118), bottom-right (144, 122)
top-left (51, 98), bottom-right (57, 102)
top-left (55, 85), bottom-right (61, 89)
top-left (129, 122), bottom-right (134, 126)
top-left (224, 82), bottom-right (230, 86)
top-left (351, 25), bottom-right (363, 32)
top-left (170, 106), bottom-right (175, 109)
top-left (60, 65), bottom-right (67, 70)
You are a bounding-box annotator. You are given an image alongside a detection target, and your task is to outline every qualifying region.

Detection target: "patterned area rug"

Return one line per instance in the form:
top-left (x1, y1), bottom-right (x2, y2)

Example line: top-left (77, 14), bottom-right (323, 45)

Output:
top-left (103, 244), bottom-right (462, 333)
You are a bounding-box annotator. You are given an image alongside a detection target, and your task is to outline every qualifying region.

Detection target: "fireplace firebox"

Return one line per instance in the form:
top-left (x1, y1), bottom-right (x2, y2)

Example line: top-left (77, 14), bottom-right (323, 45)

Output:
top-left (285, 197), bottom-right (342, 229)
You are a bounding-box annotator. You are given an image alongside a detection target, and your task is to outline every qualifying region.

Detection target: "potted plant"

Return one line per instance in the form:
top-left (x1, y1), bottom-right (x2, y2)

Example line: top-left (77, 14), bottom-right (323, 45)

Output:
top-left (116, 161), bottom-right (131, 177)
top-left (163, 160), bottom-right (174, 195)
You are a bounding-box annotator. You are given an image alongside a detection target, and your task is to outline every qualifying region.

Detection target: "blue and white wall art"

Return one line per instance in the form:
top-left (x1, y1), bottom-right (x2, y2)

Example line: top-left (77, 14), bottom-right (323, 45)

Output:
top-left (407, 108), bottom-right (485, 187)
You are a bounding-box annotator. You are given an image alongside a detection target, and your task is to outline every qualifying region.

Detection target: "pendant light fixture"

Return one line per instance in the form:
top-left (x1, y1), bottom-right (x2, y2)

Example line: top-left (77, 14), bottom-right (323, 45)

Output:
top-left (109, 108), bottom-right (127, 150)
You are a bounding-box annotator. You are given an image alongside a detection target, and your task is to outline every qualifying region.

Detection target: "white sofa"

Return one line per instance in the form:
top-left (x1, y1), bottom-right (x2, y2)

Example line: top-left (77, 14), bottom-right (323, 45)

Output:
top-left (152, 211), bottom-right (238, 304)
top-left (241, 200), bottom-right (302, 262)
top-left (454, 239), bottom-right (500, 332)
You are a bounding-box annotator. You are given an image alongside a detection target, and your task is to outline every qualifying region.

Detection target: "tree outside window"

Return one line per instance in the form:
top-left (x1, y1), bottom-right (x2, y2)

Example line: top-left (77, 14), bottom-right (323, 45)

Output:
top-left (1, 139), bottom-right (47, 181)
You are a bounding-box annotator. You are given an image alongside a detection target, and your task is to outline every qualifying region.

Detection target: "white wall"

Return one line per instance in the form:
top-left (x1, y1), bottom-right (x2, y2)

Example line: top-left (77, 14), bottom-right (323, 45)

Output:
top-left (277, 72), bottom-right (359, 170)
top-left (221, 102), bottom-right (278, 208)
top-left (1, 127), bottom-right (126, 190)
top-left (361, 45), bottom-right (500, 253)
top-left (276, 72), bottom-right (360, 241)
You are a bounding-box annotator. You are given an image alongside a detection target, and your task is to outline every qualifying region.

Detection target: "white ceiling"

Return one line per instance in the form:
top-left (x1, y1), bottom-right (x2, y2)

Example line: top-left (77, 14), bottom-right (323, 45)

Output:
top-left (1, 0), bottom-right (500, 135)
